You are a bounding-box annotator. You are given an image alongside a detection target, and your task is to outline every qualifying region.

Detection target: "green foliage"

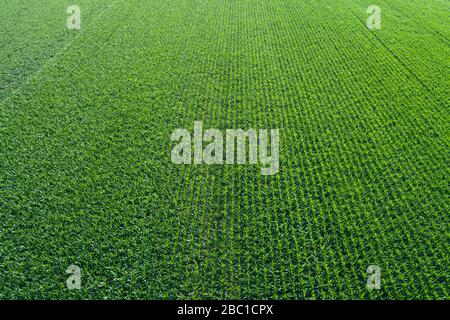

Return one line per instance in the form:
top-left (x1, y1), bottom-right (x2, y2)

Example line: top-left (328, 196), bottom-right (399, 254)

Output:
top-left (0, 0), bottom-right (448, 299)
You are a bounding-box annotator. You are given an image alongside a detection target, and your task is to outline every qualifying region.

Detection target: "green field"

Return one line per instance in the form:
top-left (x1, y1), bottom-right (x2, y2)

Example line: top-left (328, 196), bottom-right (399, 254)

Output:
top-left (0, 0), bottom-right (448, 299)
